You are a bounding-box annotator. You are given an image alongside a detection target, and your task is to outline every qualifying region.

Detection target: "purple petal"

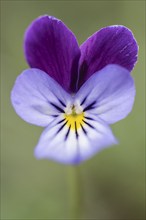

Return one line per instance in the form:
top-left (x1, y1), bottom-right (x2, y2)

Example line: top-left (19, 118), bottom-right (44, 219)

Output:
top-left (11, 68), bottom-right (72, 127)
top-left (34, 114), bottom-right (117, 164)
top-left (75, 64), bottom-right (135, 124)
top-left (24, 15), bottom-right (80, 93)
top-left (78, 25), bottom-right (138, 88)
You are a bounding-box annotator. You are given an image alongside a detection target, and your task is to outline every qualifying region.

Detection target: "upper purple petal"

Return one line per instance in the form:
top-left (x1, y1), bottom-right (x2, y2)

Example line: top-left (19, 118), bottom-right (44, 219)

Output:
top-left (24, 15), bottom-right (80, 93)
top-left (78, 25), bottom-right (138, 88)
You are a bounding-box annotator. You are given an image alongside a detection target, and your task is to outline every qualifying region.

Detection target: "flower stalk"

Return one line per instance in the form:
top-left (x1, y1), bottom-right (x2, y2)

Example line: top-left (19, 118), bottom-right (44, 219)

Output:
top-left (67, 165), bottom-right (83, 219)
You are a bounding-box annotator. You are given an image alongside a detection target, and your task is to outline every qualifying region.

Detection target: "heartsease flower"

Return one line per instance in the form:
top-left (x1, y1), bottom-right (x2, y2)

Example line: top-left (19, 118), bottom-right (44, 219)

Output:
top-left (11, 15), bottom-right (138, 164)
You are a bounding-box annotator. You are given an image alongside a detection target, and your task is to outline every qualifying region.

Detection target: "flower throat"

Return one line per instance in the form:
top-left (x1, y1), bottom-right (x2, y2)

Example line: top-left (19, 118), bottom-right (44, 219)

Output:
top-left (64, 105), bottom-right (84, 130)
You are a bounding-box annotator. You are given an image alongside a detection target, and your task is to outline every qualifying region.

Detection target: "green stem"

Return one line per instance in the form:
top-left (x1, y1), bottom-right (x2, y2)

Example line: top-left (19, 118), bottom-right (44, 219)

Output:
top-left (67, 165), bottom-right (82, 219)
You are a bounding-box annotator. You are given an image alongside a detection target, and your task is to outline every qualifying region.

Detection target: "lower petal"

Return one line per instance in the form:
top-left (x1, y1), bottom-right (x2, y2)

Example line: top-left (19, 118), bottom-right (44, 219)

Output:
top-left (34, 114), bottom-right (117, 164)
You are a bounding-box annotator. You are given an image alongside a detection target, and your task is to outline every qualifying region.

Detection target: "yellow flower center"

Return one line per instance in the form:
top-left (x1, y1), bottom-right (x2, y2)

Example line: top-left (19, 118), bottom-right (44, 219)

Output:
top-left (64, 106), bottom-right (84, 130)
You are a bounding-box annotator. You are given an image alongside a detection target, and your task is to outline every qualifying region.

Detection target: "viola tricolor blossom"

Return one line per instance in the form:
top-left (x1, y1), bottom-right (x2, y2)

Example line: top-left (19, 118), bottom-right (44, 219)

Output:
top-left (11, 15), bottom-right (138, 164)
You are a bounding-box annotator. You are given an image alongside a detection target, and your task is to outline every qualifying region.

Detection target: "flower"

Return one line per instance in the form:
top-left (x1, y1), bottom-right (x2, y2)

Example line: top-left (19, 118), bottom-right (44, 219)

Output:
top-left (11, 15), bottom-right (138, 164)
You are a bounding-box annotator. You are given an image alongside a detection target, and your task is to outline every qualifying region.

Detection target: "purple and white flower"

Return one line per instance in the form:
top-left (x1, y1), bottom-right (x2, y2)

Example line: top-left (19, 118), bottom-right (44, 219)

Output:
top-left (11, 15), bottom-right (138, 164)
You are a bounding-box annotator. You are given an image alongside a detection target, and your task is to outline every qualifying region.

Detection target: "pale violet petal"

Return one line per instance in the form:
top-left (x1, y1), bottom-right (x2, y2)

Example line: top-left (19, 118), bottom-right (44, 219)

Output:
top-left (11, 68), bottom-right (72, 126)
top-left (34, 114), bottom-right (117, 164)
top-left (75, 64), bottom-right (135, 124)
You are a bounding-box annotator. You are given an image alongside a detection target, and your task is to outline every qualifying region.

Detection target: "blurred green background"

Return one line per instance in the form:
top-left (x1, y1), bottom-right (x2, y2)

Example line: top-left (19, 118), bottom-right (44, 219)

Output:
top-left (1, 0), bottom-right (145, 219)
